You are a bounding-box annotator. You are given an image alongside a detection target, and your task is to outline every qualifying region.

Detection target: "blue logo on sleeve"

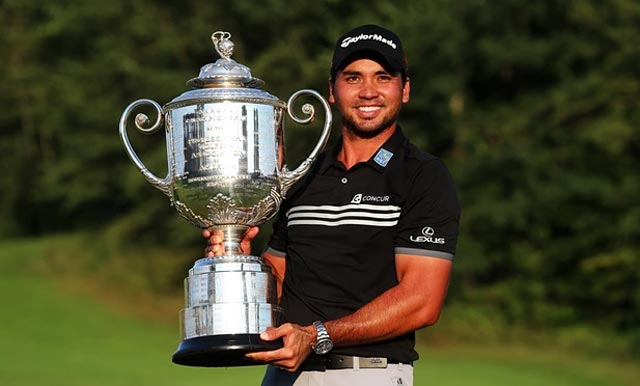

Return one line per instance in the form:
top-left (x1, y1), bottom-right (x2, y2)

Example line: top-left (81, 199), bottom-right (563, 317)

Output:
top-left (373, 148), bottom-right (394, 167)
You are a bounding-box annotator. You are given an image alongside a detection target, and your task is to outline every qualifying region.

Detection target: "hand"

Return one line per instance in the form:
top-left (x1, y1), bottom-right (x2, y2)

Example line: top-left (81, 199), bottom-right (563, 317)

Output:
top-left (202, 226), bottom-right (259, 257)
top-left (245, 323), bottom-right (316, 372)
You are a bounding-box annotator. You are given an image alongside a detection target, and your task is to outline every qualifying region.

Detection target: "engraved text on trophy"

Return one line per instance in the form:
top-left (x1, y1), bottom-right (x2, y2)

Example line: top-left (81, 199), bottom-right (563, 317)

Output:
top-left (167, 102), bottom-right (280, 226)
top-left (174, 103), bottom-right (277, 181)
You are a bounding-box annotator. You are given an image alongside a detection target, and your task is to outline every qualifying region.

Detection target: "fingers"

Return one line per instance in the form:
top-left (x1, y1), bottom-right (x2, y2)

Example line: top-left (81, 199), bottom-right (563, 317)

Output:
top-left (244, 226), bottom-right (260, 239)
top-left (204, 229), bottom-right (225, 257)
top-left (202, 228), bottom-right (224, 240)
top-left (203, 227), bottom-right (259, 257)
top-left (245, 323), bottom-right (315, 372)
top-left (258, 326), bottom-right (280, 342)
top-left (240, 226), bottom-right (259, 255)
top-left (205, 243), bottom-right (224, 257)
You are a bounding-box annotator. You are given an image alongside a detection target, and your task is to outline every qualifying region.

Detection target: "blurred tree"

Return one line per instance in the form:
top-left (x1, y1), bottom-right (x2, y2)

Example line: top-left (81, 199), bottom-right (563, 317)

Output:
top-left (448, 0), bottom-right (640, 331)
top-left (0, 0), bottom-right (637, 339)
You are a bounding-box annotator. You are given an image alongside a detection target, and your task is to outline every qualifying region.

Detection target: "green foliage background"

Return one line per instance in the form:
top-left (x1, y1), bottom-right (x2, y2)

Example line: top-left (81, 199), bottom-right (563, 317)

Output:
top-left (1, 0), bottom-right (638, 354)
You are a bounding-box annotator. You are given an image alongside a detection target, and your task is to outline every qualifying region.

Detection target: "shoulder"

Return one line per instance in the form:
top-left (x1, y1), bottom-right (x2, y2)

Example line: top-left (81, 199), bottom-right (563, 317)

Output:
top-left (395, 139), bottom-right (455, 188)
top-left (404, 139), bottom-right (438, 163)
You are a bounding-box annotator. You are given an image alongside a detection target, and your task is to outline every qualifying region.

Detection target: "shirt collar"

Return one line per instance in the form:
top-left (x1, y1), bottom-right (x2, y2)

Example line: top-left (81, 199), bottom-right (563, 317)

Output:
top-left (318, 126), bottom-right (407, 174)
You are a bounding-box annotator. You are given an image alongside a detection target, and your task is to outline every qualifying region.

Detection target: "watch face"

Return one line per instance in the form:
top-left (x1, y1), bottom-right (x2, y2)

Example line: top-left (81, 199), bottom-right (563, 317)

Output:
top-left (314, 339), bottom-right (333, 355)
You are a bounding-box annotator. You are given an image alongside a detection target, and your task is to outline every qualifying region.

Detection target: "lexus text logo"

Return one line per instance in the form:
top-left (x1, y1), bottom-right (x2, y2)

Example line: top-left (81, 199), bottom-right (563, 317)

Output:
top-left (410, 227), bottom-right (445, 244)
top-left (351, 193), bottom-right (390, 204)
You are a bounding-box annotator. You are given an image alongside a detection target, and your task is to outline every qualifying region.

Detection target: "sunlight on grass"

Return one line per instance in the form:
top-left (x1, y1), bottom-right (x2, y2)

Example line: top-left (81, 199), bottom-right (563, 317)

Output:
top-left (0, 274), bottom-right (267, 386)
top-left (0, 236), bottom-right (636, 386)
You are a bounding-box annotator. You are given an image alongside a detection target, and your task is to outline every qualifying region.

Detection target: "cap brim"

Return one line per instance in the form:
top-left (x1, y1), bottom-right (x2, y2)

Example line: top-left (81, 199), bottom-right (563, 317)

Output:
top-left (332, 50), bottom-right (404, 78)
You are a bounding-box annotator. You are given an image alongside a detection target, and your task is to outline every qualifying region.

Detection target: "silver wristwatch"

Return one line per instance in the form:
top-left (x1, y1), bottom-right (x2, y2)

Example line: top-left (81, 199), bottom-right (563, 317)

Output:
top-left (312, 320), bottom-right (333, 355)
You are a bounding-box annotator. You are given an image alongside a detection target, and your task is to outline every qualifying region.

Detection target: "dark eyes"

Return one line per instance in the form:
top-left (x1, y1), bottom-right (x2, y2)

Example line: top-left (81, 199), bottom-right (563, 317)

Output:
top-left (344, 75), bottom-right (392, 82)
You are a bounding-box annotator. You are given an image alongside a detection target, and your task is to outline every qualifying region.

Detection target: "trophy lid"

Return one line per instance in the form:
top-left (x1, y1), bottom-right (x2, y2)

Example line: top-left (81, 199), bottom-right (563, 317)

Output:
top-left (165, 31), bottom-right (284, 109)
top-left (186, 31), bottom-right (265, 89)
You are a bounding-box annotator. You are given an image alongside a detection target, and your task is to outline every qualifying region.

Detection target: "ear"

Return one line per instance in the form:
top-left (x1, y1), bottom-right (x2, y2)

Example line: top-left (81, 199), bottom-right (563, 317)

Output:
top-left (402, 77), bottom-right (411, 104)
top-left (328, 79), bottom-right (336, 103)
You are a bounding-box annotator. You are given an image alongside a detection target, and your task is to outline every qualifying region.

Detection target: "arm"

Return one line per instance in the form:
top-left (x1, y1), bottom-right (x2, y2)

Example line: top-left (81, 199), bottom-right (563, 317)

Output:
top-left (263, 250), bottom-right (286, 301)
top-left (246, 253), bottom-right (452, 370)
top-left (326, 253), bottom-right (451, 345)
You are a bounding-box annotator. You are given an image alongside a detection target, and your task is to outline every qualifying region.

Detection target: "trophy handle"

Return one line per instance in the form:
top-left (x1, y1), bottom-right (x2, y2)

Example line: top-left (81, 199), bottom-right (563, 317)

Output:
top-left (281, 89), bottom-right (332, 194)
top-left (118, 99), bottom-right (172, 197)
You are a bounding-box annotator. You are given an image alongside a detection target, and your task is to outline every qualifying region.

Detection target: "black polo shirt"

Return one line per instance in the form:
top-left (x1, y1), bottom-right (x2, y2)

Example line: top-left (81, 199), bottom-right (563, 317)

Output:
top-left (266, 127), bottom-right (460, 363)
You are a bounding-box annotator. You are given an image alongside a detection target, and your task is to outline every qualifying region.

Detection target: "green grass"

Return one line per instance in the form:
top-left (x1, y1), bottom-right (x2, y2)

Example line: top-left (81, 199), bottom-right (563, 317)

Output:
top-left (0, 254), bottom-right (266, 385)
top-left (0, 236), bottom-right (637, 386)
top-left (415, 345), bottom-right (635, 386)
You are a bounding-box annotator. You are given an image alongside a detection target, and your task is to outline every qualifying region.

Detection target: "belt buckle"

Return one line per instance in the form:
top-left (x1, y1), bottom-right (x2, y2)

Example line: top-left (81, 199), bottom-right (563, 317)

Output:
top-left (322, 354), bottom-right (390, 369)
top-left (359, 357), bottom-right (387, 368)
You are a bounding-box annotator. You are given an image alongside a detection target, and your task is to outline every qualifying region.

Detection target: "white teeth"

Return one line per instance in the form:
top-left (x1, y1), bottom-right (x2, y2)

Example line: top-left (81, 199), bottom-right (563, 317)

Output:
top-left (358, 106), bottom-right (380, 112)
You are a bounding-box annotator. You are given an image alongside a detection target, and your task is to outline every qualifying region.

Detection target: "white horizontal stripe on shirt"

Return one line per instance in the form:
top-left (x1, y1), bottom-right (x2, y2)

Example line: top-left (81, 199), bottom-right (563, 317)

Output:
top-left (288, 218), bottom-right (399, 227)
top-left (287, 210), bottom-right (401, 220)
top-left (286, 203), bottom-right (401, 215)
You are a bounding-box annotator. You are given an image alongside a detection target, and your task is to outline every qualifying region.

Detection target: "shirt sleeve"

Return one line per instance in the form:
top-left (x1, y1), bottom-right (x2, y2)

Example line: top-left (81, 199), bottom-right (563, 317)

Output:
top-left (394, 159), bottom-right (461, 260)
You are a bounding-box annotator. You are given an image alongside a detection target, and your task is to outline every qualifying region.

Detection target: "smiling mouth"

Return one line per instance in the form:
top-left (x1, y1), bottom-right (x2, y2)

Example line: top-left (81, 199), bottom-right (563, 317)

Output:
top-left (357, 106), bottom-right (382, 112)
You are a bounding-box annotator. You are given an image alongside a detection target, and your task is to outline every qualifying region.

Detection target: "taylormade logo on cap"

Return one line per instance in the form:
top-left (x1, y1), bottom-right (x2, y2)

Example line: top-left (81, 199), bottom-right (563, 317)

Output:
top-left (341, 33), bottom-right (397, 50)
top-left (330, 25), bottom-right (407, 78)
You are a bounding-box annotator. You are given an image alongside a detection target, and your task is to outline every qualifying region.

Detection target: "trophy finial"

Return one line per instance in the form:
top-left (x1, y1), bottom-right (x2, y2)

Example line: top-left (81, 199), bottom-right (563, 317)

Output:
top-left (212, 31), bottom-right (234, 60)
top-left (186, 30), bottom-right (264, 89)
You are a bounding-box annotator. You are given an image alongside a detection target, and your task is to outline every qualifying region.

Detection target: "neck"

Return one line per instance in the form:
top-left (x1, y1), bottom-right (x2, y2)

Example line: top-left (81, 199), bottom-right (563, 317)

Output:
top-left (338, 125), bottom-right (396, 169)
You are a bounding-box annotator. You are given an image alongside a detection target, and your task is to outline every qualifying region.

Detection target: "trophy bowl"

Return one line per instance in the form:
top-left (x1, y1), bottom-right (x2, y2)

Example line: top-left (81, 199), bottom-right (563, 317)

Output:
top-left (118, 31), bottom-right (331, 367)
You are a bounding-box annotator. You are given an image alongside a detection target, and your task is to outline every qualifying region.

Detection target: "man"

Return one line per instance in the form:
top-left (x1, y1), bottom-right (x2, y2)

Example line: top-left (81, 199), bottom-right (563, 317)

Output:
top-left (204, 24), bottom-right (460, 386)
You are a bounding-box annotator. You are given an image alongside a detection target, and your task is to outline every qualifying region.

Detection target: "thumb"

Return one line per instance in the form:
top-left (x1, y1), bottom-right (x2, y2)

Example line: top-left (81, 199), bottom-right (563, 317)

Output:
top-left (259, 326), bottom-right (280, 341)
top-left (240, 226), bottom-right (259, 254)
top-left (243, 226), bottom-right (259, 240)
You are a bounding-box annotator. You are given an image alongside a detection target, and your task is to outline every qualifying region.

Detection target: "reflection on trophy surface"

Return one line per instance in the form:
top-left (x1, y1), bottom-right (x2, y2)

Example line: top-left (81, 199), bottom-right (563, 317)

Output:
top-left (118, 31), bottom-right (332, 367)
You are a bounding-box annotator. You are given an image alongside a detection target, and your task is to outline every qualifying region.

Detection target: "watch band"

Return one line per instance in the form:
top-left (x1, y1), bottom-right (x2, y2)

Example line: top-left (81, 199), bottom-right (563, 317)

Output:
top-left (312, 320), bottom-right (333, 355)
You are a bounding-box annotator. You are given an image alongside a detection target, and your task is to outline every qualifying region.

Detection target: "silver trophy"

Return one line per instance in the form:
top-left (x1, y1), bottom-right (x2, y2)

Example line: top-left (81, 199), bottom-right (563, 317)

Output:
top-left (118, 31), bottom-right (331, 367)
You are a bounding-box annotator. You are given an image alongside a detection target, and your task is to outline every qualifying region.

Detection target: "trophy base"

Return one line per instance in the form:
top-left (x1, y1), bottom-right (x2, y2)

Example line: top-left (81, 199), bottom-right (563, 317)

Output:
top-left (172, 333), bottom-right (283, 367)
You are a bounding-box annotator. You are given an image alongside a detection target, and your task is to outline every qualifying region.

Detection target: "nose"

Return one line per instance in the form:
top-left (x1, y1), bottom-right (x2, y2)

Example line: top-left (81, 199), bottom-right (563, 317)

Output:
top-left (358, 79), bottom-right (378, 99)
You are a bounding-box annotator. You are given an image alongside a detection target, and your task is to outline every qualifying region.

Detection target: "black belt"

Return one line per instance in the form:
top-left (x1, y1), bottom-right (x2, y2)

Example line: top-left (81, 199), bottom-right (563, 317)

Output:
top-left (300, 354), bottom-right (411, 371)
